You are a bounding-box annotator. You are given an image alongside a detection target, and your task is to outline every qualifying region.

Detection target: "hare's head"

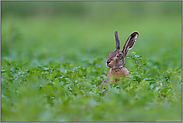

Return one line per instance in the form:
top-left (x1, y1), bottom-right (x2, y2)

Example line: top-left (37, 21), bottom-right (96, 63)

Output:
top-left (106, 31), bottom-right (139, 69)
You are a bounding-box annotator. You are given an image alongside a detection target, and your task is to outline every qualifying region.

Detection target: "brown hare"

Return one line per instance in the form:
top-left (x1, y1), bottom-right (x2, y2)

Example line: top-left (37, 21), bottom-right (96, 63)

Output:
top-left (100, 31), bottom-right (139, 90)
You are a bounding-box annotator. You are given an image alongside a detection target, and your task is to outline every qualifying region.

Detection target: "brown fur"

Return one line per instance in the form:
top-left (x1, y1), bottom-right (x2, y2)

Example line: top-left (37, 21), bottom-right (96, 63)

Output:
top-left (101, 31), bottom-right (139, 88)
top-left (107, 67), bottom-right (129, 84)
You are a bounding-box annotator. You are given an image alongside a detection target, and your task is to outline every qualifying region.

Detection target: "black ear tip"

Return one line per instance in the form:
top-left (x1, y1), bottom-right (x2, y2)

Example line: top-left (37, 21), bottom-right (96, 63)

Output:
top-left (131, 32), bottom-right (139, 37)
top-left (115, 31), bottom-right (118, 35)
top-left (133, 32), bottom-right (139, 35)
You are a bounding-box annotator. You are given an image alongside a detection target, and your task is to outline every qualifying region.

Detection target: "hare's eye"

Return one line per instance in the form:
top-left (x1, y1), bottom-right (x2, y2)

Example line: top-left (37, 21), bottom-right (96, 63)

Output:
top-left (117, 54), bottom-right (122, 57)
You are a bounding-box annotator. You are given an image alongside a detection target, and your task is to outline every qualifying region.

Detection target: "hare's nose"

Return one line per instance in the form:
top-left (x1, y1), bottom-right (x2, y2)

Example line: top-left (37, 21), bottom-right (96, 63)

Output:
top-left (106, 61), bottom-right (110, 65)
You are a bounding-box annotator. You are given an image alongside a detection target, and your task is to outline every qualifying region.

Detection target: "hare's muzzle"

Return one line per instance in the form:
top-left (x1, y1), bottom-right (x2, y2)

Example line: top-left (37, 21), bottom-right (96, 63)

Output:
top-left (106, 61), bottom-right (110, 67)
top-left (106, 60), bottom-right (114, 68)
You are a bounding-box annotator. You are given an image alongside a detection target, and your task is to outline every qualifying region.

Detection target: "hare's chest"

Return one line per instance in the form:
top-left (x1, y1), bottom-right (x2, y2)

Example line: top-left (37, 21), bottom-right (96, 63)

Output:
top-left (107, 68), bottom-right (129, 82)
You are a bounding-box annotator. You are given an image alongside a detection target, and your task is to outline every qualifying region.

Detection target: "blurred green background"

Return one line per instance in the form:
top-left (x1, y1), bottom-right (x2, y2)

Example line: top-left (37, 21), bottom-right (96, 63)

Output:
top-left (1, 1), bottom-right (182, 122)
top-left (2, 1), bottom-right (182, 68)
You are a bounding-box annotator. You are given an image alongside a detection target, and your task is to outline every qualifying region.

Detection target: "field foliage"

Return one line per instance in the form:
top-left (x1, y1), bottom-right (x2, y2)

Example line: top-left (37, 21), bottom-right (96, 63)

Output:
top-left (1, 1), bottom-right (182, 122)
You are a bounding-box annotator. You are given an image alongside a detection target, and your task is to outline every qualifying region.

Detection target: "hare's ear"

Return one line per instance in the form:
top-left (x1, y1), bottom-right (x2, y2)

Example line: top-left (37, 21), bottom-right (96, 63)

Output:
top-left (114, 31), bottom-right (120, 51)
top-left (122, 32), bottom-right (139, 57)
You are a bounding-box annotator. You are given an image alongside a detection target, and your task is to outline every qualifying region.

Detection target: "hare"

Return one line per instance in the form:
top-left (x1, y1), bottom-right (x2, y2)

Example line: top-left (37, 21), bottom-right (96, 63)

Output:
top-left (100, 31), bottom-right (139, 89)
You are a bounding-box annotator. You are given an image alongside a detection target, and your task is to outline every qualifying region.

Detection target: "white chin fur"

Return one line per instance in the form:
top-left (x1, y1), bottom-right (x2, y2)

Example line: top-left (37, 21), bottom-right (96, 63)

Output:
top-left (113, 66), bottom-right (123, 69)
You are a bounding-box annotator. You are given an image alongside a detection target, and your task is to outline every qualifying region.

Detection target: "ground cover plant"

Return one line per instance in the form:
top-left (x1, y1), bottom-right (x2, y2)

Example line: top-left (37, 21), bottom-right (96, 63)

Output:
top-left (1, 1), bottom-right (182, 122)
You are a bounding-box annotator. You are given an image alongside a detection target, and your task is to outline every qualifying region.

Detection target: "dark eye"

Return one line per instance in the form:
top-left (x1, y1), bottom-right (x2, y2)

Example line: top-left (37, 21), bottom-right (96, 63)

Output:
top-left (117, 54), bottom-right (122, 57)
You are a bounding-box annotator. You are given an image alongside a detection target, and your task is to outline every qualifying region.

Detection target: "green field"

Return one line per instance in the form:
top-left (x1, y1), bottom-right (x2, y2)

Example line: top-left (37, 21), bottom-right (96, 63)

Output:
top-left (1, 1), bottom-right (182, 122)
